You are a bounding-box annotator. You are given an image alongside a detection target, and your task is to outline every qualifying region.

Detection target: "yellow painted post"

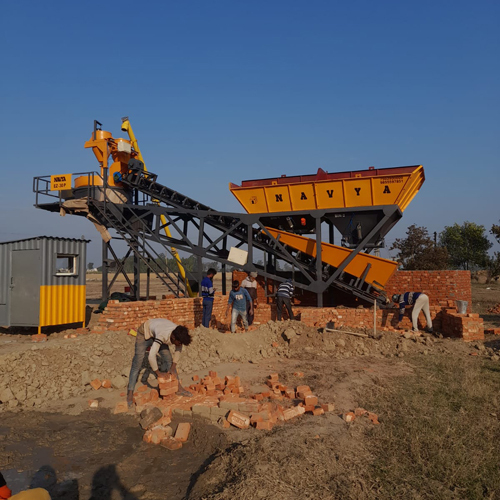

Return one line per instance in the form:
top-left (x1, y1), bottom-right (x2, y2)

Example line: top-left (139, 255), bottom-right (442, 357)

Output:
top-left (120, 118), bottom-right (196, 297)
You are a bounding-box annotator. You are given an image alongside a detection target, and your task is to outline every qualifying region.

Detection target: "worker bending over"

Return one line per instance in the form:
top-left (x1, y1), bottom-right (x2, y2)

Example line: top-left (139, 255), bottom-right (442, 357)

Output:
top-left (392, 292), bottom-right (433, 334)
top-left (127, 318), bottom-right (192, 406)
top-left (226, 280), bottom-right (253, 333)
top-left (276, 278), bottom-right (295, 321)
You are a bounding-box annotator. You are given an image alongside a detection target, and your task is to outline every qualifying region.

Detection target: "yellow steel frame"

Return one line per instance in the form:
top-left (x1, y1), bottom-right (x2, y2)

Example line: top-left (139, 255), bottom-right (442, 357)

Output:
top-left (120, 118), bottom-right (196, 297)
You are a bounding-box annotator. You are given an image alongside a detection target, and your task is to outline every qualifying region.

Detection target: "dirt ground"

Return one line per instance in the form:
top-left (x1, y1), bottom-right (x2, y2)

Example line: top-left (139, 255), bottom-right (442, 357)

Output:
top-left (1, 282), bottom-right (499, 499)
top-left (0, 350), bottom-right (415, 500)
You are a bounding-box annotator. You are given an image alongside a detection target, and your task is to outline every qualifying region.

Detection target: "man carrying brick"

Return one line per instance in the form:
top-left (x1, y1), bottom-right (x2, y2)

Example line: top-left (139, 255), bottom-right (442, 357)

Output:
top-left (392, 292), bottom-right (433, 334)
top-left (127, 318), bottom-right (193, 407)
top-left (276, 278), bottom-right (295, 321)
top-left (226, 280), bottom-right (253, 333)
top-left (201, 268), bottom-right (217, 327)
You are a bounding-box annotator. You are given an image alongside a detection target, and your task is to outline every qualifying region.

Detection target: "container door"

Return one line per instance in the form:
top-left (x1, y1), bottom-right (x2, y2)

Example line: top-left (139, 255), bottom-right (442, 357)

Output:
top-left (10, 249), bottom-right (41, 326)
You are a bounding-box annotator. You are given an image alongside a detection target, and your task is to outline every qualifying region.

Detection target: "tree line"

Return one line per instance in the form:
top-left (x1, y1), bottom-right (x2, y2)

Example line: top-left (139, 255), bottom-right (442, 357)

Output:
top-left (390, 221), bottom-right (500, 280)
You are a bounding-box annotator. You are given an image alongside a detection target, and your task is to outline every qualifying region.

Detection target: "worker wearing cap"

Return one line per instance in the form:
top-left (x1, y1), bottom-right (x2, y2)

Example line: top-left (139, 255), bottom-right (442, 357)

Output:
top-left (127, 318), bottom-right (193, 406)
top-left (276, 278), bottom-right (295, 321)
top-left (226, 280), bottom-right (253, 333)
top-left (241, 272), bottom-right (258, 325)
top-left (201, 268), bottom-right (217, 328)
top-left (392, 292), bottom-right (433, 334)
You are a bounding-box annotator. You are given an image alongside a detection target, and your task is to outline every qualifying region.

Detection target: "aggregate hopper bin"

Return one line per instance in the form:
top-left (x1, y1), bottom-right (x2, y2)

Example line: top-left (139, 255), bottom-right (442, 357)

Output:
top-left (230, 165), bottom-right (424, 214)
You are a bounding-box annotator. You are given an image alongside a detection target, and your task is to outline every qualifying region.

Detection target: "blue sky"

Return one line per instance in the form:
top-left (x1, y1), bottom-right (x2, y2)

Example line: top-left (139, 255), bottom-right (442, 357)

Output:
top-left (1, 0), bottom-right (498, 264)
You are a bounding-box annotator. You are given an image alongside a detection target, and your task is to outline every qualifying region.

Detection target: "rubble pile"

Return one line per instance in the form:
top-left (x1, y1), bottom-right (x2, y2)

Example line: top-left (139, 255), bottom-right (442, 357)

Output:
top-left (1, 320), bottom-right (497, 412)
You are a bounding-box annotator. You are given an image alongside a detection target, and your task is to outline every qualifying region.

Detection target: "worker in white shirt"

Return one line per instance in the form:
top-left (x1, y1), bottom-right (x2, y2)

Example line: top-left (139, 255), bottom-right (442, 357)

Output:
top-left (127, 318), bottom-right (192, 406)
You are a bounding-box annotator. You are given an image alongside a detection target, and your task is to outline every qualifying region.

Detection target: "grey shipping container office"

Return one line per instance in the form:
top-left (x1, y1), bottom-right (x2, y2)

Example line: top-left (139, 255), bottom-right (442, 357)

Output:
top-left (0, 237), bottom-right (88, 333)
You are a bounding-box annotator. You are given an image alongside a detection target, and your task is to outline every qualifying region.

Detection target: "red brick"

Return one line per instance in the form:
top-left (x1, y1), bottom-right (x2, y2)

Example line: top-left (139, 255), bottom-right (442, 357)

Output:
top-left (283, 406), bottom-right (306, 421)
top-left (312, 408), bottom-right (324, 416)
top-left (174, 423), bottom-right (191, 442)
top-left (32, 334), bottom-right (48, 342)
top-left (321, 403), bottom-right (335, 412)
top-left (90, 379), bottom-right (102, 391)
top-left (343, 412), bottom-right (356, 422)
top-left (160, 437), bottom-right (183, 450)
top-left (227, 410), bottom-right (250, 429)
top-left (304, 395), bottom-right (318, 407)
top-left (114, 401), bottom-right (129, 414)
top-left (256, 421), bottom-right (273, 430)
top-left (296, 385), bottom-right (311, 394)
top-left (160, 387), bottom-right (178, 397)
top-left (101, 379), bottom-right (112, 389)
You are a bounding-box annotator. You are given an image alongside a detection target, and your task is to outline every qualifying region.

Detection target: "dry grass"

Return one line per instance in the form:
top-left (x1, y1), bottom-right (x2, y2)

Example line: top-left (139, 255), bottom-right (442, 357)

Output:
top-left (187, 418), bottom-right (372, 500)
top-left (364, 355), bottom-right (500, 499)
top-left (189, 355), bottom-right (500, 500)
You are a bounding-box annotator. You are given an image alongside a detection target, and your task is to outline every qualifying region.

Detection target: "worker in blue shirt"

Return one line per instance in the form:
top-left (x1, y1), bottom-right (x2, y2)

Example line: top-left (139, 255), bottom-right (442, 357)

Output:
top-left (276, 278), bottom-right (295, 321)
top-left (226, 280), bottom-right (253, 333)
top-left (201, 268), bottom-right (217, 328)
top-left (392, 292), bottom-right (433, 333)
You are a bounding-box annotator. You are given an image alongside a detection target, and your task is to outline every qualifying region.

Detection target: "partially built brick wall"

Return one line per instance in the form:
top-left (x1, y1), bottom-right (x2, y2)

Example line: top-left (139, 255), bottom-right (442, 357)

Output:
top-left (385, 271), bottom-right (472, 313)
top-left (233, 270), bottom-right (472, 311)
top-left (93, 270), bottom-right (481, 341)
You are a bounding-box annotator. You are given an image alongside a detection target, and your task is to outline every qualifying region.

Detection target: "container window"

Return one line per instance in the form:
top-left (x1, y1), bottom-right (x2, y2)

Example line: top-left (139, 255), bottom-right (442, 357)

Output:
top-left (55, 254), bottom-right (77, 276)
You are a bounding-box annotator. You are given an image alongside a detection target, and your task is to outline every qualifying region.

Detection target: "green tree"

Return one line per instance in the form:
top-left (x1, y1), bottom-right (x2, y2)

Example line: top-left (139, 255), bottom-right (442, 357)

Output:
top-left (87, 262), bottom-right (94, 270)
top-left (485, 253), bottom-right (500, 283)
top-left (390, 224), bottom-right (449, 270)
top-left (491, 222), bottom-right (500, 244)
top-left (440, 222), bottom-right (492, 270)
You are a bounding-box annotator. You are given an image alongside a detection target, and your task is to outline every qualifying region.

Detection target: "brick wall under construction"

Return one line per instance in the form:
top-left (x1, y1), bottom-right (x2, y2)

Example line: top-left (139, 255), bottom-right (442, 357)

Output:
top-left (93, 270), bottom-right (482, 342)
top-left (232, 270), bottom-right (472, 312)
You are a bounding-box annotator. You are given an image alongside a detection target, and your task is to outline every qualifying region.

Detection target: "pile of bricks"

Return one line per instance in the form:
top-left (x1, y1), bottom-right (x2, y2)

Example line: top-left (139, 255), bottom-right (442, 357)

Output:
top-left (142, 420), bottom-right (191, 450)
top-left (90, 378), bottom-right (113, 391)
top-left (485, 328), bottom-right (500, 335)
top-left (115, 371), bottom-right (340, 449)
top-left (342, 407), bottom-right (379, 424)
top-left (487, 303), bottom-right (500, 314)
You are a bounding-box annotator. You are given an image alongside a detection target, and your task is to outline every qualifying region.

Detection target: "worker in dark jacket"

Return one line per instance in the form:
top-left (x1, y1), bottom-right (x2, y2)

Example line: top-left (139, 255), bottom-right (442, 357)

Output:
top-left (276, 278), bottom-right (295, 321)
top-left (201, 268), bottom-right (217, 327)
top-left (392, 292), bottom-right (433, 333)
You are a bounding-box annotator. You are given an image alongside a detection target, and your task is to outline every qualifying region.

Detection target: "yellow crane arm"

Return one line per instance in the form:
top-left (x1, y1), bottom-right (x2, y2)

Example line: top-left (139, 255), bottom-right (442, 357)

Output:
top-left (120, 117), bottom-right (197, 298)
